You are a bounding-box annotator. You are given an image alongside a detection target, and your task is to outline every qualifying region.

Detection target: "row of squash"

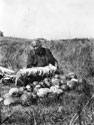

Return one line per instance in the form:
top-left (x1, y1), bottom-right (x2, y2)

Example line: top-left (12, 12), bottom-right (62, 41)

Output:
top-left (2, 73), bottom-right (80, 106)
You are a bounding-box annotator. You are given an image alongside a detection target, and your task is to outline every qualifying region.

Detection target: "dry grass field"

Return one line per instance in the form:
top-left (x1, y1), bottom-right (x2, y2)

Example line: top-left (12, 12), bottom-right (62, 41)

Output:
top-left (1, 37), bottom-right (94, 125)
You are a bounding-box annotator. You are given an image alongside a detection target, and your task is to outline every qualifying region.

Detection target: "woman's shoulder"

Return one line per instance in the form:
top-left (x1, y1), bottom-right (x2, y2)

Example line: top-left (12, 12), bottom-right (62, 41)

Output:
top-left (27, 48), bottom-right (35, 55)
top-left (44, 48), bottom-right (52, 55)
top-left (43, 47), bottom-right (51, 52)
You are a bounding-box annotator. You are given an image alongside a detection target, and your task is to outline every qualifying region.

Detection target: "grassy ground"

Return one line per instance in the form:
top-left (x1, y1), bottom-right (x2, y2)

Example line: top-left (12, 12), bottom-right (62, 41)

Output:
top-left (1, 80), bottom-right (94, 125)
top-left (0, 37), bottom-right (93, 78)
top-left (1, 37), bottom-right (94, 124)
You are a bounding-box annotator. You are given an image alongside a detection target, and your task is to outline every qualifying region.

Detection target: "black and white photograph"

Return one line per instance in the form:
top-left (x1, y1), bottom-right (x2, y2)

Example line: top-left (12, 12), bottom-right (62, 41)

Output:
top-left (0, 0), bottom-right (94, 124)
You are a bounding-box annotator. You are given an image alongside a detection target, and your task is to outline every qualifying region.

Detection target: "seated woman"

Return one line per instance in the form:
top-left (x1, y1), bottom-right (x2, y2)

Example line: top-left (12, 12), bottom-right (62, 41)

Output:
top-left (27, 39), bottom-right (58, 68)
top-left (15, 39), bottom-right (59, 86)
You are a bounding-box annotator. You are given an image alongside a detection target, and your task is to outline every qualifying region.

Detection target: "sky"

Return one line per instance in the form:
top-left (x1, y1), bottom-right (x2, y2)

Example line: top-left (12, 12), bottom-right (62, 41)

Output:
top-left (0, 0), bottom-right (94, 40)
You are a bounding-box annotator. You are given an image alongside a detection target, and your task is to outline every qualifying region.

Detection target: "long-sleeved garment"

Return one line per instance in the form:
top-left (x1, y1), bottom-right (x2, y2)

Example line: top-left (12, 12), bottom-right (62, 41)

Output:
top-left (27, 47), bottom-right (57, 68)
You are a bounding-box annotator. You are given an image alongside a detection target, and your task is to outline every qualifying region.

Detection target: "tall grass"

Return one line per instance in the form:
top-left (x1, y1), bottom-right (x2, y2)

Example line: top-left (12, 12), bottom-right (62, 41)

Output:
top-left (0, 37), bottom-right (93, 77)
top-left (1, 37), bottom-right (94, 125)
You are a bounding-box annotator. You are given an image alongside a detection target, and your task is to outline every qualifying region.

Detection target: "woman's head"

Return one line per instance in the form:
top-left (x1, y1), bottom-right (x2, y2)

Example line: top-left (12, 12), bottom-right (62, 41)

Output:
top-left (32, 40), bottom-right (42, 51)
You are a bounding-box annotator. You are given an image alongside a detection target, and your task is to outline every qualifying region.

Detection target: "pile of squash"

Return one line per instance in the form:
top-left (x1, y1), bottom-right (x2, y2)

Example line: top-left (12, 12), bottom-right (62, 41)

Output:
top-left (2, 72), bottom-right (80, 106)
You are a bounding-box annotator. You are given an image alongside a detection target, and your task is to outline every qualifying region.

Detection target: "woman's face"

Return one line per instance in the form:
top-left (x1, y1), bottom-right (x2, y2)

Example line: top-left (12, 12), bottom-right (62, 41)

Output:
top-left (32, 41), bottom-right (42, 52)
top-left (33, 44), bottom-right (41, 50)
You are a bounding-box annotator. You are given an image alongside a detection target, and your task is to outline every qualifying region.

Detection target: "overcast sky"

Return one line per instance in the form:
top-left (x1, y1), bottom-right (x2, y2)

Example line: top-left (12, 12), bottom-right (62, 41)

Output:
top-left (0, 0), bottom-right (94, 40)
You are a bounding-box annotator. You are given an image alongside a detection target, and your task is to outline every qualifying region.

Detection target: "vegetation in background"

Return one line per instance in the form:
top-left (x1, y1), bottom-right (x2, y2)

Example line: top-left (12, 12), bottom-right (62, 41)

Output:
top-left (0, 37), bottom-right (93, 78)
top-left (1, 37), bottom-right (94, 125)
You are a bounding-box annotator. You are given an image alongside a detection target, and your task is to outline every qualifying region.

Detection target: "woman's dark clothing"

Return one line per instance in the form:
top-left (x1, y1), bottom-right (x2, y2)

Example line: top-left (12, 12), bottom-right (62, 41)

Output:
top-left (27, 47), bottom-right (57, 68)
top-left (16, 47), bottom-right (58, 86)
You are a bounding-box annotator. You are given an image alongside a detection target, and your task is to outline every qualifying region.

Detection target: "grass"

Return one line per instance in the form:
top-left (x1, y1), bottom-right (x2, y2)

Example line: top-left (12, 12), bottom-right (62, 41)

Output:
top-left (1, 37), bottom-right (94, 124)
top-left (0, 37), bottom-right (93, 77)
top-left (1, 80), bottom-right (94, 125)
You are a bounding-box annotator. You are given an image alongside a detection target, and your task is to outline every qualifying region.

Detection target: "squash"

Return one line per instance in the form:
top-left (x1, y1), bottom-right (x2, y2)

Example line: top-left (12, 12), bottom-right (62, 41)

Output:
top-left (37, 88), bottom-right (50, 97)
top-left (26, 85), bottom-right (33, 92)
top-left (71, 78), bottom-right (78, 83)
top-left (32, 92), bottom-right (37, 99)
top-left (66, 72), bottom-right (77, 80)
top-left (51, 78), bottom-right (60, 86)
top-left (34, 84), bottom-right (41, 92)
top-left (16, 64), bottom-right (57, 79)
top-left (19, 87), bottom-right (25, 94)
top-left (50, 85), bottom-right (59, 92)
top-left (61, 84), bottom-right (69, 91)
top-left (78, 78), bottom-right (83, 84)
top-left (56, 89), bottom-right (63, 95)
top-left (39, 81), bottom-right (45, 88)
top-left (0, 97), bottom-right (3, 102)
top-left (50, 85), bottom-right (63, 94)
top-left (4, 96), bottom-right (19, 106)
top-left (4, 97), bottom-right (14, 105)
top-left (9, 88), bottom-right (19, 97)
top-left (43, 78), bottom-right (51, 87)
top-left (54, 74), bottom-right (60, 79)
top-left (67, 80), bottom-right (76, 89)
top-left (20, 92), bottom-right (32, 106)
top-left (33, 81), bottom-right (38, 86)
